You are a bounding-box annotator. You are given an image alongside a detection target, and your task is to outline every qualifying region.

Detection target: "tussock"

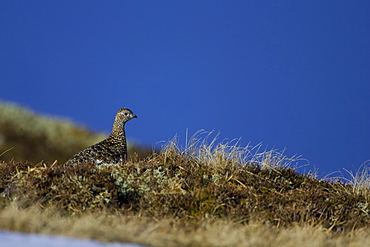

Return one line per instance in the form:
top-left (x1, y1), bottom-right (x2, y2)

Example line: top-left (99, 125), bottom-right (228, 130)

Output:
top-left (342, 160), bottom-right (370, 199)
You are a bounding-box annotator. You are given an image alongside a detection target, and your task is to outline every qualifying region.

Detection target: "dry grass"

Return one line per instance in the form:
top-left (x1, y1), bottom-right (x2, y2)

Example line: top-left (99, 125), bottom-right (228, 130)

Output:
top-left (0, 203), bottom-right (370, 247)
top-left (342, 160), bottom-right (370, 200)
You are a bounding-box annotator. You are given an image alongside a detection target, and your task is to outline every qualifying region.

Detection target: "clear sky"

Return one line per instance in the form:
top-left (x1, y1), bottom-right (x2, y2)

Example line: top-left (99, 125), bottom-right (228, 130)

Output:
top-left (0, 1), bottom-right (369, 176)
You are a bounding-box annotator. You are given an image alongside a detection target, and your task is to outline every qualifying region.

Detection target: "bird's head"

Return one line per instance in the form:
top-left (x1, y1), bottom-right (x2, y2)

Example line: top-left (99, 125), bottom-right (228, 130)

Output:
top-left (116, 108), bottom-right (137, 123)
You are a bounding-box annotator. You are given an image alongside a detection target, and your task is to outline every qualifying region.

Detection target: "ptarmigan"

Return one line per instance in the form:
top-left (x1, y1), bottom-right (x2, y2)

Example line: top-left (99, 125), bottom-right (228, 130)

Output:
top-left (65, 108), bottom-right (137, 165)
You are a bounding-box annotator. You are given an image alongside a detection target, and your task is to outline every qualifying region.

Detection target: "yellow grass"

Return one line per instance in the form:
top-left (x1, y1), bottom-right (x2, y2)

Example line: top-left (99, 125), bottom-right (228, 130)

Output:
top-left (1, 203), bottom-right (370, 247)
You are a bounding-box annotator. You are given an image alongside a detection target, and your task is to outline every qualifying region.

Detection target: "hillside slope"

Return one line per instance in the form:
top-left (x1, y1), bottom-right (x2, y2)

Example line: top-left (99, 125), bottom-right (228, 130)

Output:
top-left (0, 100), bottom-right (149, 163)
top-left (1, 100), bottom-right (369, 246)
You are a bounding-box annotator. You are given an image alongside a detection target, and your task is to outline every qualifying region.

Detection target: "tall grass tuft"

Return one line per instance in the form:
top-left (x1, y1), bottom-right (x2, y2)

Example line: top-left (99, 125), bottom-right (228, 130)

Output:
top-left (162, 129), bottom-right (306, 172)
top-left (341, 160), bottom-right (370, 200)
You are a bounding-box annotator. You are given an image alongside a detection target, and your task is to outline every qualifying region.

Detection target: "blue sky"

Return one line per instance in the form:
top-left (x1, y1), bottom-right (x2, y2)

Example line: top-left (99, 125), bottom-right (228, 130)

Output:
top-left (1, 1), bottom-right (369, 176)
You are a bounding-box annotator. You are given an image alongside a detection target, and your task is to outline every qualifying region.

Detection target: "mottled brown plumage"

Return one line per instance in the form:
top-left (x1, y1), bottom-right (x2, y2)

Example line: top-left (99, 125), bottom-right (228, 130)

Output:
top-left (65, 108), bottom-right (137, 165)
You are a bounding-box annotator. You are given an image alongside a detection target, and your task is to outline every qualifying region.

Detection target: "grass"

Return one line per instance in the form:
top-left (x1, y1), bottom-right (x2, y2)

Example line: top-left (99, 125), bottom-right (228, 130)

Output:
top-left (1, 204), bottom-right (370, 247)
top-left (342, 161), bottom-right (370, 201)
top-left (0, 101), bottom-right (369, 246)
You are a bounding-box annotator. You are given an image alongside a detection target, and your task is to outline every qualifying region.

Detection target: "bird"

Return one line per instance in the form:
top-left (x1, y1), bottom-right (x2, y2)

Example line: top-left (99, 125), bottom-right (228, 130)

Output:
top-left (65, 108), bottom-right (137, 166)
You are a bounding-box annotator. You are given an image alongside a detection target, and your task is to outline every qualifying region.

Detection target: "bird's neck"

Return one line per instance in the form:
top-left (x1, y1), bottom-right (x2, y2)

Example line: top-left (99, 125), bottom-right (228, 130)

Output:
top-left (110, 121), bottom-right (126, 139)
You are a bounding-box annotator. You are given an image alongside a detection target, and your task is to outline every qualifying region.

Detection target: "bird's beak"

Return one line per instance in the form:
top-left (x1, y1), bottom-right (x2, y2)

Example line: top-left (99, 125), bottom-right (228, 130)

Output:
top-left (133, 114), bottom-right (138, 118)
